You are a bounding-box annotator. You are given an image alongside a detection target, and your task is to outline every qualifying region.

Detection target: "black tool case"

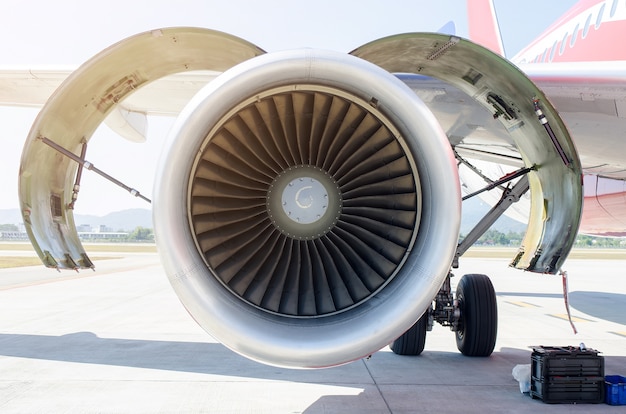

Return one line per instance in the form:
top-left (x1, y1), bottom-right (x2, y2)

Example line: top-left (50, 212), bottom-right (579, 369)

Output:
top-left (530, 346), bottom-right (605, 404)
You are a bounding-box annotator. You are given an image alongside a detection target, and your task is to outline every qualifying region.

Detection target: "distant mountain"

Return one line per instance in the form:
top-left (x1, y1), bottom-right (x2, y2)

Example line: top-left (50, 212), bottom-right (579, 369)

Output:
top-left (460, 196), bottom-right (527, 236)
top-left (0, 208), bottom-right (152, 231)
top-left (0, 209), bottom-right (22, 226)
top-left (74, 208), bottom-right (153, 231)
top-left (2, 201), bottom-right (524, 235)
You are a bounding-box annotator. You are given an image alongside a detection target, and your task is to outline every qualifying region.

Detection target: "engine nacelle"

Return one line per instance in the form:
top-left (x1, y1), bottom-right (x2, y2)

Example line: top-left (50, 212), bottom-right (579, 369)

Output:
top-left (153, 49), bottom-right (460, 368)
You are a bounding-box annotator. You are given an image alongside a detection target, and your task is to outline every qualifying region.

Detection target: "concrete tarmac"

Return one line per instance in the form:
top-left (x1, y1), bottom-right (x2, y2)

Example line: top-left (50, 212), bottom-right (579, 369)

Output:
top-left (1, 247), bottom-right (625, 413)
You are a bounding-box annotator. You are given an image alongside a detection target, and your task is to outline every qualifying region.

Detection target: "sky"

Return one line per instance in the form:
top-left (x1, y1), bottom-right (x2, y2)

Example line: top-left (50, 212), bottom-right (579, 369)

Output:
top-left (0, 0), bottom-right (578, 217)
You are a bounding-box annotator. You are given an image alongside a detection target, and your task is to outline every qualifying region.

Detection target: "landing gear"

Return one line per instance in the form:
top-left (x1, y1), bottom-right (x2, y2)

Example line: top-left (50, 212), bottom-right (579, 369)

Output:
top-left (455, 274), bottom-right (497, 356)
top-left (391, 159), bottom-right (530, 358)
top-left (390, 272), bottom-right (498, 357)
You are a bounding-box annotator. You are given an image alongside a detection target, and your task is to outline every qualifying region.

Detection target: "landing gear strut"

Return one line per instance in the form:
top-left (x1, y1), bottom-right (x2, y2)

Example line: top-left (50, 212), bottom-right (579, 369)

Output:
top-left (390, 163), bottom-right (530, 357)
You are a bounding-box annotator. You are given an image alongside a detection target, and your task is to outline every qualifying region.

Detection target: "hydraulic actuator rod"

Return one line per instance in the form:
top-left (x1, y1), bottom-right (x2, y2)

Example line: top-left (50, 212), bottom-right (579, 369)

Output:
top-left (39, 136), bottom-right (151, 203)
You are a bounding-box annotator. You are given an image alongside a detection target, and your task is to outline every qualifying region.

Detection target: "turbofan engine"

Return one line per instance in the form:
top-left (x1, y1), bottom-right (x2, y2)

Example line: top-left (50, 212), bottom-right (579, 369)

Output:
top-left (153, 49), bottom-right (461, 368)
top-left (18, 28), bottom-right (581, 369)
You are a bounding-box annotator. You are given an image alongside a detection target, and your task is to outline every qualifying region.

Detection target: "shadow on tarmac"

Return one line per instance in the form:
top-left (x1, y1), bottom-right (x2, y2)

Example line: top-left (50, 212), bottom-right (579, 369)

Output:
top-left (0, 331), bottom-right (533, 380)
top-left (498, 291), bottom-right (626, 325)
top-left (569, 291), bottom-right (626, 325)
top-left (0, 332), bottom-right (272, 375)
top-left (3, 332), bottom-right (626, 412)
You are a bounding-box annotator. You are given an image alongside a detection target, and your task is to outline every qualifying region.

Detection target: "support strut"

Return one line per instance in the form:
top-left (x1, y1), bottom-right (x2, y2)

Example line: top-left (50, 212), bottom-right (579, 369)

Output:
top-left (453, 171), bottom-right (531, 268)
top-left (461, 166), bottom-right (533, 201)
top-left (39, 136), bottom-right (151, 204)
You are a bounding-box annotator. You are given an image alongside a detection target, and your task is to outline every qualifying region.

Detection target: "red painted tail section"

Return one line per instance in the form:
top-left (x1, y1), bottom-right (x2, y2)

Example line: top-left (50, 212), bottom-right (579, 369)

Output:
top-left (466, 0), bottom-right (505, 56)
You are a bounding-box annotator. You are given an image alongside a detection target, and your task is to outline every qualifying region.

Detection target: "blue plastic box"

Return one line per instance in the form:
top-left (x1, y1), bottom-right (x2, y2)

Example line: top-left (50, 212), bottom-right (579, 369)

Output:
top-left (605, 375), bottom-right (626, 405)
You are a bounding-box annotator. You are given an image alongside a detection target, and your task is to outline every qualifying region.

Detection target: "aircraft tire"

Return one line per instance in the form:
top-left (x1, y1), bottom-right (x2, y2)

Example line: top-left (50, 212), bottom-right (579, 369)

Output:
top-left (390, 310), bottom-right (428, 356)
top-left (455, 274), bottom-right (497, 357)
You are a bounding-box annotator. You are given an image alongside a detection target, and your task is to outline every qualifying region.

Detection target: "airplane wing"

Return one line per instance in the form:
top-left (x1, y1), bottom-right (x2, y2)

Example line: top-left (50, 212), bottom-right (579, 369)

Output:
top-left (7, 60), bottom-right (624, 177)
top-left (0, 68), bottom-right (219, 142)
top-left (0, 67), bottom-right (70, 107)
top-left (399, 60), bottom-right (626, 237)
top-left (0, 68), bottom-right (220, 113)
top-left (406, 62), bottom-right (626, 180)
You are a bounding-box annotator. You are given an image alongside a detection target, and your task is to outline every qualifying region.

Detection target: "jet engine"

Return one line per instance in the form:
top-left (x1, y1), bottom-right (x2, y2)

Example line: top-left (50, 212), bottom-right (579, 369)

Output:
top-left (18, 28), bottom-right (582, 368)
top-left (153, 48), bottom-right (460, 368)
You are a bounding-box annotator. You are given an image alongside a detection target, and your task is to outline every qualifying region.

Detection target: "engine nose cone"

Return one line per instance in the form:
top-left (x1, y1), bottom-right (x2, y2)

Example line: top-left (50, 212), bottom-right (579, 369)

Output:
top-left (285, 178), bottom-right (325, 222)
top-left (267, 165), bottom-right (341, 240)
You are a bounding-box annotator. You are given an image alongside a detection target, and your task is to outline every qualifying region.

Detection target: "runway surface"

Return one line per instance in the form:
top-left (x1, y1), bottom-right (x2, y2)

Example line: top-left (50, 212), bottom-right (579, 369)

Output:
top-left (1, 246), bottom-right (625, 413)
